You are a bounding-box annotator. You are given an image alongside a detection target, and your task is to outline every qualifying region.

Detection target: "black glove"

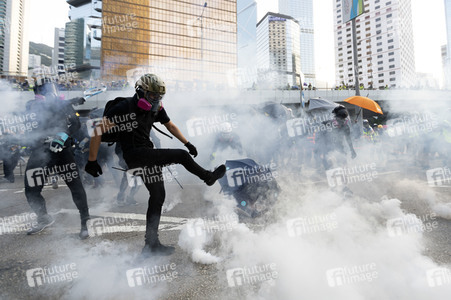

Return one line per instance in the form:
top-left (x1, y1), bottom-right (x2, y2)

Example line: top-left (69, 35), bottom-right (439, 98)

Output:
top-left (185, 142), bottom-right (198, 157)
top-left (85, 160), bottom-right (103, 177)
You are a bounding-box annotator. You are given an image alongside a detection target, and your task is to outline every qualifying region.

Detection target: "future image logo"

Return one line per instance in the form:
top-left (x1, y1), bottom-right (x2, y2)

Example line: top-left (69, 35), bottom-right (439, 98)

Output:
top-left (426, 268), bottom-right (451, 287)
top-left (386, 213), bottom-right (438, 237)
top-left (226, 263), bottom-right (278, 288)
top-left (426, 167), bottom-right (451, 187)
top-left (286, 213), bottom-right (338, 237)
top-left (26, 263), bottom-right (78, 287)
top-left (226, 163), bottom-right (277, 188)
top-left (26, 163), bottom-right (78, 187)
top-left (126, 263), bottom-right (178, 288)
top-left (186, 114), bottom-right (237, 137)
top-left (326, 263), bottom-right (378, 287)
top-left (326, 164), bottom-right (378, 187)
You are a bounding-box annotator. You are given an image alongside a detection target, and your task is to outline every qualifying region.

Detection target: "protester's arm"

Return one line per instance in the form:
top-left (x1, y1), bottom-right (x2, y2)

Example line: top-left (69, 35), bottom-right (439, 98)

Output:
top-left (163, 120), bottom-right (198, 157)
top-left (88, 117), bottom-right (115, 161)
top-left (163, 120), bottom-right (188, 144)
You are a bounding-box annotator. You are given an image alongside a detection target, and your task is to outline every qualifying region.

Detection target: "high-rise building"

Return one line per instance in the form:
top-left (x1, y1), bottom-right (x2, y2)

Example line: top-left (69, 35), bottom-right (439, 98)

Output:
top-left (0, 0), bottom-right (29, 78)
top-left (100, 0), bottom-right (237, 89)
top-left (333, 0), bottom-right (416, 89)
top-left (28, 54), bottom-right (41, 68)
top-left (52, 28), bottom-right (65, 74)
top-left (66, 0), bottom-right (101, 79)
top-left (235, 0), bottom-right (257, 88)
top-left (444, 0), bottom-right (451, 88)
top-left (257, 12), bottom-right (302, 88)
top-left (278, 0), bottom-right (315, 85)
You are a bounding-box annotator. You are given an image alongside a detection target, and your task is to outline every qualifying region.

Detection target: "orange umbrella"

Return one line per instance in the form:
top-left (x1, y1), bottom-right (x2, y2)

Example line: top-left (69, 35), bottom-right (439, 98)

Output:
top-left (344, 96), bottom-right (383, 115)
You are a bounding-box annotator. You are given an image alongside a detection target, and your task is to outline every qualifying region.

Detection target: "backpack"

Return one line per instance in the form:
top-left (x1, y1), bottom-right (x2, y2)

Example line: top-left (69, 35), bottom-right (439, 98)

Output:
top-left (100, 97), bottom-right (132, 144)
top-left (99, 97), bottom-right (173, 145)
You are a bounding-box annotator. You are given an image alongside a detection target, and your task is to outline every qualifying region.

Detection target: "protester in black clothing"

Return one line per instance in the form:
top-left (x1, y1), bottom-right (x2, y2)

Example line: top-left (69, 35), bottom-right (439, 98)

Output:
top-left (24, 79), bottom-right (90, 239)
top-left (0, 132), bottom-right (20, 183)
top-left (85, 74), bottom-right (226, 256)
top-left (316, 105), bottom-right (357, 169)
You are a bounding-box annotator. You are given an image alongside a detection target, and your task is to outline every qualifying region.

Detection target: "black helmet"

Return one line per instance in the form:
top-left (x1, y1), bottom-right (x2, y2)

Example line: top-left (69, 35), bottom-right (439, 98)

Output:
top-left (332, 105), bottom-right (348, 119)
top-left (33, 78), bottom-right (59, 101)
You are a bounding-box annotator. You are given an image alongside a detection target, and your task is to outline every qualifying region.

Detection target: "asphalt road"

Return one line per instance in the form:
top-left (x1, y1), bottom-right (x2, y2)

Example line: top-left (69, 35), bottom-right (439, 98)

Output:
top-left (0, 158), bottom-right (450, 300)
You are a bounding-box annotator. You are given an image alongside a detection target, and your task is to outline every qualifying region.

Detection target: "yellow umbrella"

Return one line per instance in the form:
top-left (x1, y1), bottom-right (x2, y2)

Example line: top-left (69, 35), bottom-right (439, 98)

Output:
top-left (344, 96), bottom-right (383, 115)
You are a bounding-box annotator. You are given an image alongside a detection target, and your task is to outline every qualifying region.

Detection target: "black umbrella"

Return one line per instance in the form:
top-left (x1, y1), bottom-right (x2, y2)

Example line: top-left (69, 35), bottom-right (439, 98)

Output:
top-left (307, 98), bottom-right (338, 112)
top-left (218, 158), bottom-right (280, 218)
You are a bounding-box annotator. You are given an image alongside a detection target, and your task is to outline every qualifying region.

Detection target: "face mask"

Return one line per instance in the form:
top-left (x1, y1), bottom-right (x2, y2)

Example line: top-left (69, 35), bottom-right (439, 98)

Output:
top-left (137, 89), bottom-right (163, 112)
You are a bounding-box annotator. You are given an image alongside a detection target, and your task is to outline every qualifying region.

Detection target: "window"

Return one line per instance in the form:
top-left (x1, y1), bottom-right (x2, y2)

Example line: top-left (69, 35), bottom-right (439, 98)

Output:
top-left (387, 14), bottom-right (392, 18)
top-left (388, 45), bottom-right (394, 50)
top-left (377, 36), bottom-right (382, 40)
top-left (390, 78), bottom-right (396, 81)
top-left (378, 61), bottom-right (383, 64)
top-left (388, 39), bottom-right (393, 43)
top-left (377, 55), bottom-right (383, 58)
top-left (377, 48), bottom-right (382, 52)
top-left (389, 71), bottom-right (395, 75)
top-left (389, 58), bottom-right (394, 62)
top-left (378, 67), bottom-right (383, 71)
top-left (376, 18), bottom-right (381, 22)
top-left (389, 65), bottom-right (395, 68)
top-left (376, 30), bottom-right (381, 34)
top-left (377, 42), bottom-right (382, 46)
top-left (388, 52), bottom-right (394, 56)
top-left (378, 73), bottom-right (384, 77)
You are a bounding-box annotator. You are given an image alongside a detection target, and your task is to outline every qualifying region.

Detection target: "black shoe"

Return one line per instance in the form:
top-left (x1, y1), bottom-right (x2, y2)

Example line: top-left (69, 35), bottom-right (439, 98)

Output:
top-left (125, 197), bottom-right (138, 206)
top-left (79, 226), bottom-right (89, 240)
top-left (27, 215), bottom-right (54, 235)
top-left (205, 164), bottom-right (226, 186)
top-left (51, 178), bottom-right (58, 189)
top-left (141, 242), bottom-right (175, 257)
top-left (5, 176), bottom-right (14, 183)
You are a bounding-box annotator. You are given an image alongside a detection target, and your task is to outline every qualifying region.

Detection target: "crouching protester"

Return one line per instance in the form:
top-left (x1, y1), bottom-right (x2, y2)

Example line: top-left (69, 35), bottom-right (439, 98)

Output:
top-left (85, 74), bottom-right (226, 256)
top-left (24, 78), bottom-right (90, 239)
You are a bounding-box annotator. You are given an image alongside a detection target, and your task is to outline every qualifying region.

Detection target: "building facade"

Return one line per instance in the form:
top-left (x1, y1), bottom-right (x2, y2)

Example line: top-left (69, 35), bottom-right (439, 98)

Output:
top-left (100, 0), bottom-right (237, 89)
top-left (444, 0), bottom-right (451, 88)
top-left (333, 0), bottom-right (416, 89)
top-left (66, 0), bottom-right (101, 79)
top-left (52, 28), bottom-right (65, 74)
top-left (236, 0), bottom-right (257, 89)
top-left (278, 0), bottom-right (315, 86)
top-left (257, 12), bottom-right (302, 88)
top-left (0, 0), bottom-right (29, 78)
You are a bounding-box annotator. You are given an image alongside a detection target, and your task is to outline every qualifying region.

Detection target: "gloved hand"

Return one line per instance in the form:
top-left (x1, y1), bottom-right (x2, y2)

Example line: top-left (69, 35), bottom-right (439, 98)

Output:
top-left (184, 142), bottom-right (198, 157)
top-left (351, 149), bottom-right (357, 159)
top-left (48, 132), bottom-right (69, 153)
top-left (85, 160), bottom-right (103, 177)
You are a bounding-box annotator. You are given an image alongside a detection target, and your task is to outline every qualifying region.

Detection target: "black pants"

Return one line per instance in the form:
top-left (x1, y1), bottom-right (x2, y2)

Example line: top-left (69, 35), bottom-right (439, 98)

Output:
top-left (1, 149), bottom-right (20, 181)
top-left (25, 145), bottom-right (89, 222)
top-left (124, 148), bottom-right (209, 245)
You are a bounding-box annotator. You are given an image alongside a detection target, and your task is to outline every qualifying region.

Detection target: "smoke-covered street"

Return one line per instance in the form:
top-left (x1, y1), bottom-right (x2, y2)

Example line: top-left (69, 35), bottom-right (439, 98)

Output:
top-left (1, 133), bottom-right (451, 299)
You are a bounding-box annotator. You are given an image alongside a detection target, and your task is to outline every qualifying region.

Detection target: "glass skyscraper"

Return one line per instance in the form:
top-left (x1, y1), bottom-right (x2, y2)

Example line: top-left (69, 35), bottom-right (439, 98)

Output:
top-left (257, 12), bottom-right (301, 88)
top-left (236, 0), bottom-right (257, 88)
top-left (101, 0), bottom-right (237, 88)
top-left (278, 0), bottom-right (315, 85)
